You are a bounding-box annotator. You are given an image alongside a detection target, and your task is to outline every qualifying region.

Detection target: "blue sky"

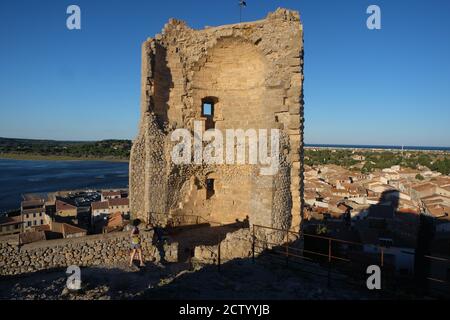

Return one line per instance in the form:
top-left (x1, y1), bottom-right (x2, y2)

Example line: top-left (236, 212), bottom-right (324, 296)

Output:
top-left (0, 0), bottom-right (449, 147)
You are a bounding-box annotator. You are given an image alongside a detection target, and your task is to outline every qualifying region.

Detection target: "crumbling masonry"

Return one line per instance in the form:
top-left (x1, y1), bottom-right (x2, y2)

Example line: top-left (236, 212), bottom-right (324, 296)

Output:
top-left (130, 8), bottom-right (304, 233)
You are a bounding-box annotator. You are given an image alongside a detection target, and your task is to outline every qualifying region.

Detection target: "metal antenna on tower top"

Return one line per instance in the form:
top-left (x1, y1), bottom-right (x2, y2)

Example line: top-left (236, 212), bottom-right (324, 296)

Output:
top-left (239, 0), bottom-right (247, 22)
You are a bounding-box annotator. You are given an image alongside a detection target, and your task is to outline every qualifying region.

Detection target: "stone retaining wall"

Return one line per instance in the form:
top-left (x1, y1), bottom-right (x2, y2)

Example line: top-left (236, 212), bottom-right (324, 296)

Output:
top-left (194, 229), bottom-right (253, 264)
top-left (0, 231), bottom-right (178, 276)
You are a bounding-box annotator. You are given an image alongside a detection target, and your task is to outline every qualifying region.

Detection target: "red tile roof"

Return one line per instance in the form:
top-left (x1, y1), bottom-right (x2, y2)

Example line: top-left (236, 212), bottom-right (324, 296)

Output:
top-left (91, 201), bottom-right (109, 210)
top-left (411, 183), bottom-right (436, 192)
top-left (107, 212), bottom-right (123, 228)
top-left (51, 222), bottom-right (86, 235)
top-left (108, 198), bottom-right (129, 207)
top-left (0, 216), bottom-right (22, 226)
top-left (102, 191), bottom-right (122, 197)
top-left (61, 223), bottom-right (86, 235)
top-left (56, 200), bottom-right (77, 212)
top-left (32, 224), bottom-right (51, 231)
top-left (427, 205), bottom-right (450, 218)
top-left (21, 199), bottom-right (45, 209)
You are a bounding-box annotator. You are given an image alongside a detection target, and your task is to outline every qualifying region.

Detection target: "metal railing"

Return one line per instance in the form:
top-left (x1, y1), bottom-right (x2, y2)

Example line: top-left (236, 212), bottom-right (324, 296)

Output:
top-left (251, 224), bottom-right (450, 296)
top-left (140, 214), bottom-right (450, 296)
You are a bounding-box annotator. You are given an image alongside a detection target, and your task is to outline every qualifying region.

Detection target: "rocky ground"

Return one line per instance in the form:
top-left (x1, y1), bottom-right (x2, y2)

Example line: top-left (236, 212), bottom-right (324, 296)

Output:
top-left (0, 256), bottom-right (381, 300)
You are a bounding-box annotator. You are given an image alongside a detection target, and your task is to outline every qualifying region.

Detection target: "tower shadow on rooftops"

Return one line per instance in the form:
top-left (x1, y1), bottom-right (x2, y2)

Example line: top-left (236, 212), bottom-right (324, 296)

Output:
top-left (300, 188), bottom-right (447, 297)
top-left (356, 189), bottom-right (436, 295)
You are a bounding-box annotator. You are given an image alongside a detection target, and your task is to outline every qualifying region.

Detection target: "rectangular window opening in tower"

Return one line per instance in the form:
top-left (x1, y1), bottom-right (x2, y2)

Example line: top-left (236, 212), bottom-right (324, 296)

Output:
top-left (206, 178), bottom-right (215, 199)
top-left (202, 101), bottom-right (215, 130)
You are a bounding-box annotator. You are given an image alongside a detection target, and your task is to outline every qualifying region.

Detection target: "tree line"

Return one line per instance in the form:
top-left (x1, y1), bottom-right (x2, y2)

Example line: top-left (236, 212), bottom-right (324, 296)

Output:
top-left (0, 138), bottom-right (132, 160)
top-left (305, 149), bottom-right (450, 175)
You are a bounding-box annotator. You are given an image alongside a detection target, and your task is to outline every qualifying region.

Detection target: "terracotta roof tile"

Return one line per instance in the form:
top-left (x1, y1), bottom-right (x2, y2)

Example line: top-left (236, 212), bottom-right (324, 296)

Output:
top-left (56, 200), bottom-right (76, 211)
top-left (108, 198), bottom-right (129, 206)
top-left (92, 201), bottom-right (109, 210)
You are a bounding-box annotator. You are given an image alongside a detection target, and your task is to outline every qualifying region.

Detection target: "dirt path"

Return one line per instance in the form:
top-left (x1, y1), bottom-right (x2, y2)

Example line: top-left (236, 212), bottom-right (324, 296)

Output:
top-left (0, 256), bottom-right (379, 300)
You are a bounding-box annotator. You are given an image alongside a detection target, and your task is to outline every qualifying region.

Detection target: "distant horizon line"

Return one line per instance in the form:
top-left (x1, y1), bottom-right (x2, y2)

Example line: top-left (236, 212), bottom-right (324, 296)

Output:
top-left (306, 143), bottom-right (450, 151)
top-left (0, 136), bottom-right (449, 150)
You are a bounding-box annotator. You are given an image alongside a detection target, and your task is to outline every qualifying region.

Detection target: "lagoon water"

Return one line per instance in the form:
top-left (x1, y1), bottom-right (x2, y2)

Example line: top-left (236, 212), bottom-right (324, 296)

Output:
top-left (0, 159), bottom-right (129, 212)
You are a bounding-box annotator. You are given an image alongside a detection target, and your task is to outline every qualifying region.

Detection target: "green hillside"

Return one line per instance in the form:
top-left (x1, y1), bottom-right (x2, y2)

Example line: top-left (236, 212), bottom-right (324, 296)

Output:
top-left (0, 137), bottom-right (132, 161)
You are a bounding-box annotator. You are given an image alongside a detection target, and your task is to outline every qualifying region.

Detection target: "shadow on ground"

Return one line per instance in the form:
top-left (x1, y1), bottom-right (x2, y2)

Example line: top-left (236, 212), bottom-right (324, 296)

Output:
top-left (1, 251), bottom-right (383, 300)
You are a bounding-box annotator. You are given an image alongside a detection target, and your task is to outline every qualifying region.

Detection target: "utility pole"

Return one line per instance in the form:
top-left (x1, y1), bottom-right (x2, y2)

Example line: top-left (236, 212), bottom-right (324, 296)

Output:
top-left (239, 0), bottom-right (247, 22)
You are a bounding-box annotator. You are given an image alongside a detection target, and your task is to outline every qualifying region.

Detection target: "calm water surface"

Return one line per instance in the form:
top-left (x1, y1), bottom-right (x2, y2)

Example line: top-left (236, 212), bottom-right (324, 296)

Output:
top-left (0, 159), bottom-right (129, 212)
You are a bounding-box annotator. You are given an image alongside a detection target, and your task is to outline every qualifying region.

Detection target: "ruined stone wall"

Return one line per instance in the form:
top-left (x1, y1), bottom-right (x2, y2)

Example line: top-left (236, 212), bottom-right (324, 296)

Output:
top-left (0, 232), bottom-right (178, 276)
top-left (194, 229), bottom-right (253, 264)
top-left (130, 8), bottom-right (304, 234)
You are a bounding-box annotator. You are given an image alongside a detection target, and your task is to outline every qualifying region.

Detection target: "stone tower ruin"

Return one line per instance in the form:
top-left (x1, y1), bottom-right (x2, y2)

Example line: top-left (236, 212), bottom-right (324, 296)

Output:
top-left (129, 8), bottom-right (304, 232)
